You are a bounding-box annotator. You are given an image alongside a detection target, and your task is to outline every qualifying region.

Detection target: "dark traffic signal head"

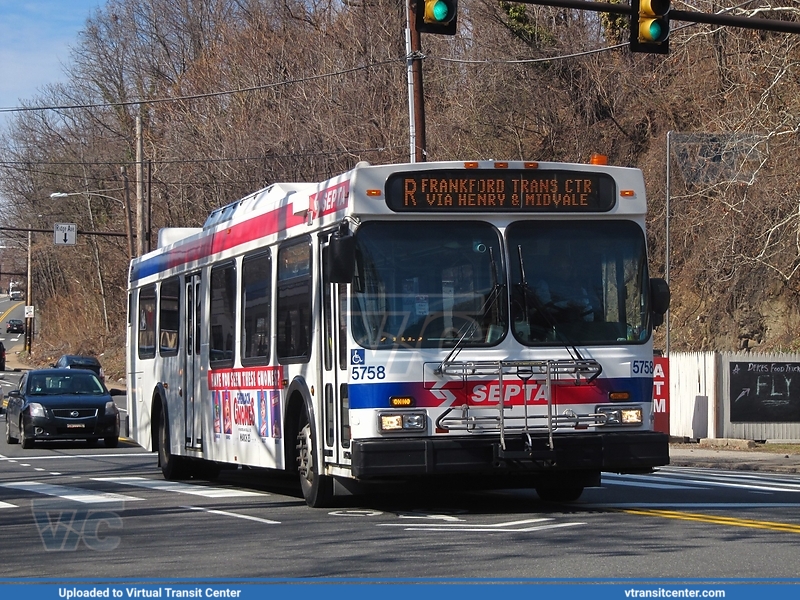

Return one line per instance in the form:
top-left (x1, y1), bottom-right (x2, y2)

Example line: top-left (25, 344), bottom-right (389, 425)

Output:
top-left (416, 0), bottom-right (458, 36)
top-left (630, 0), bottom-right (670, 54)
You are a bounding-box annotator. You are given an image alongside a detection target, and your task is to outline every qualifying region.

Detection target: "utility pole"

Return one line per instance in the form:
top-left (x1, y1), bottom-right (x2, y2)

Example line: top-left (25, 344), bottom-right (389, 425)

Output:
top-left (407, 0), bottom-right (427, 163)
top-left (121, 166), bottom-right (134, 260)
top-left (25, 229), bottom-right (32, 354)
top-left (136, 110), bottom-right (145, 257)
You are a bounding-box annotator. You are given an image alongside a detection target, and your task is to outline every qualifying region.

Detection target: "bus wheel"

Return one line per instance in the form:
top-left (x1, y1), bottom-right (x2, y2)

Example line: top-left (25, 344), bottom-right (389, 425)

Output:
top-left (296, 410), bottom-right (333, 508)
top-left (158, 410), bottom-right (189, 480)
top-left (535, 485), bottom-right (584, 503)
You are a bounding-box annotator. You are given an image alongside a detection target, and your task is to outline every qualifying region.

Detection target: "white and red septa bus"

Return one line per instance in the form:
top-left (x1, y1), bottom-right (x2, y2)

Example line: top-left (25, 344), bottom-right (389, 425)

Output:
top-left (126, 158), bottom-right (670, 507)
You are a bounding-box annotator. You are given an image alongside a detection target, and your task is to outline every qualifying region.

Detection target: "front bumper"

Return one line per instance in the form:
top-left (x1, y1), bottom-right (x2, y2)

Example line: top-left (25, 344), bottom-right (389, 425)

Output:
top-left (25, 413), bottom-right (120, 441)
top-left (351, 431), bottom-right (669, 479)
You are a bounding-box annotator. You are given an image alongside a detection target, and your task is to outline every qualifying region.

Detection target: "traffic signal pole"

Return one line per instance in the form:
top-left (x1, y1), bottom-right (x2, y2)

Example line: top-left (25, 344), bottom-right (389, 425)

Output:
top-left (510, 0), bottom-right (800, 36)
top-left (407, 0), bottom-right (427, 163)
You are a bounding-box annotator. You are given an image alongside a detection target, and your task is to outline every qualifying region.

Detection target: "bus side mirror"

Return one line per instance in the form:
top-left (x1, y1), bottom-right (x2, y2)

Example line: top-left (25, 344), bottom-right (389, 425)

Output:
top-left (650, 278), bottom-right (670, 327)
top-left (326, 228), bottom-right (356, 284)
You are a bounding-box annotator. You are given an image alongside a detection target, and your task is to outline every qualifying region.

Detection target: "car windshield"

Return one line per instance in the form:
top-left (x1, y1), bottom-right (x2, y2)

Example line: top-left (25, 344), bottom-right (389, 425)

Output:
top-left (27, 373), bottom-right (105, 395)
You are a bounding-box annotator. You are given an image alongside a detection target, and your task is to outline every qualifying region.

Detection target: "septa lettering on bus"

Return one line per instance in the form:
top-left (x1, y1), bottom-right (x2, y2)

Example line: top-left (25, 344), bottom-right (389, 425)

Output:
top-left (309, 180), bottom-right (349, 220)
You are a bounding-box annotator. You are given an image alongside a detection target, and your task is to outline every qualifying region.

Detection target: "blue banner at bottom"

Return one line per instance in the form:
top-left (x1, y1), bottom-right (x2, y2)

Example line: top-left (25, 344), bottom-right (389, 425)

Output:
top-left (1, 581), bottom-right (800, 600)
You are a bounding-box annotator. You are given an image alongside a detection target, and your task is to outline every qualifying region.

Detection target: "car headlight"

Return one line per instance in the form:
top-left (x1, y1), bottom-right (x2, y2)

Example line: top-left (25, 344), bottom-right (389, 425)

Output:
top-left (28, 403), bottom-right (47, 418)
top-left (105, 401), bottom-right (119, 416)
top-left (596, 405), bottom-right (642, 425)
top-left (378, 412), bottom-right (427, 432)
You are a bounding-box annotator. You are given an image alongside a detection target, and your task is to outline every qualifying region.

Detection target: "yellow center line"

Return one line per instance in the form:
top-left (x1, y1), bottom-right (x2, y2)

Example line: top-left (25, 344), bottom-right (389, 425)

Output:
top-left (1, 302), bottom-right (23, 322)
top-left (622, 508), bottom-right (800, 533)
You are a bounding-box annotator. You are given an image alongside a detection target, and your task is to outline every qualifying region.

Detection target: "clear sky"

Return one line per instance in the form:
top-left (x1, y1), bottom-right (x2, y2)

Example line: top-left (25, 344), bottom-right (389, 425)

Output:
top-left (0, 0), bottom-right (102, 127)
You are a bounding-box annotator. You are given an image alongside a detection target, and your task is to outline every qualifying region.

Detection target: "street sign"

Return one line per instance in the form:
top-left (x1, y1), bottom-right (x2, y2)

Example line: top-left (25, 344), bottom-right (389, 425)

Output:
top-left (24, 305), bottom-right (34, 318)
top-left (54, 223), bottom-right (77, 245)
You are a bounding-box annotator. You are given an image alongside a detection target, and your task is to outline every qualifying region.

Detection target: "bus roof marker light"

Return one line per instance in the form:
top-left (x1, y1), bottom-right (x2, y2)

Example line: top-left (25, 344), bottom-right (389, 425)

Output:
top-left (366, 189), bottom-right (382, 197)
top-left (620, 190), bottom-right (636, 197)
top-left (589, 154), bottom-right (608, 165)
top-left (464, 162), bottom-right (479, 169)
top-left (494, 162), bottom-right (508, 169)
top-left (523, 162), bottom-right (539, 169)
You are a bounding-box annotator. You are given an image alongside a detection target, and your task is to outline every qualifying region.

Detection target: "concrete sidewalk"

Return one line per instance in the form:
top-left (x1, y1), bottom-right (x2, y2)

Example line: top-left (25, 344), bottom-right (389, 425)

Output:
top-left (669, 440), bottom-right (800, 474)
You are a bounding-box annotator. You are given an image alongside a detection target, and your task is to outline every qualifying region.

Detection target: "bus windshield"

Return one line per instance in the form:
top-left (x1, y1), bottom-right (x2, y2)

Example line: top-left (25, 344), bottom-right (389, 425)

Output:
top-left (352, 221), bottom-right (507, 349)
top-left (509, 220), bottom-right (650, 345)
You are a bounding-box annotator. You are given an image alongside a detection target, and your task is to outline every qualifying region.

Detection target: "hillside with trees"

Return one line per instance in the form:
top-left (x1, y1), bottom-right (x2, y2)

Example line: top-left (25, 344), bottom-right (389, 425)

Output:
top-left (1, 0), bottom-right (800, 377)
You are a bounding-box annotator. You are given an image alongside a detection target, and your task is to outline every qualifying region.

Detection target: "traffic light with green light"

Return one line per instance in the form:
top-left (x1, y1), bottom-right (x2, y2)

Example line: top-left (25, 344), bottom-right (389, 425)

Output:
top-left (630, 0), bottom-right (670, 54)
top-left (416, 0), bottom-right (458, 35)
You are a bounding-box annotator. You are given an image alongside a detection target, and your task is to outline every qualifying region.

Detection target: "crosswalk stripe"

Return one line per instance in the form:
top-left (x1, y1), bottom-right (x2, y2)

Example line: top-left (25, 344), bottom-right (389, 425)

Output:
top-left (93, 476), bottom-right (266, 498)
top-left (183, 505), bottom-right (279, 524)
top-left (0, 481), bottom-right (143, 503)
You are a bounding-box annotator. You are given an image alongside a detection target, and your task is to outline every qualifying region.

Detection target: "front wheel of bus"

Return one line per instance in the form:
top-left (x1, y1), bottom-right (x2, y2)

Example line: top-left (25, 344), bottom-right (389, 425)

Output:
top-left (158, 409), bottom-right (189, 480)
top-left (296, 410), bottom-right (333, 508)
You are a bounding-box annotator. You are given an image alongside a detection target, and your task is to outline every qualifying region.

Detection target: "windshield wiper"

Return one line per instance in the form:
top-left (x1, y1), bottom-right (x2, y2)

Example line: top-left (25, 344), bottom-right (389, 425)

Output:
top-left (516, 244), bottom-right (587, 362)
top-left (436, 248), bottom-right (504, 374)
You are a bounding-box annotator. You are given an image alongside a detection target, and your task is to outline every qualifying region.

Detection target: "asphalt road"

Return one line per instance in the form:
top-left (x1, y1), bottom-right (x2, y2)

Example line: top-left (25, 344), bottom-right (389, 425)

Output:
top-left (2, 437), bottom-right (800, 579)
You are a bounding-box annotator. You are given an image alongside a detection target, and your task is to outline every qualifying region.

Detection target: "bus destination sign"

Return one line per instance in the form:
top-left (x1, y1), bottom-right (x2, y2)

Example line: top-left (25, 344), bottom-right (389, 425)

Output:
top-left (385, 169), bottom-right (616, 213)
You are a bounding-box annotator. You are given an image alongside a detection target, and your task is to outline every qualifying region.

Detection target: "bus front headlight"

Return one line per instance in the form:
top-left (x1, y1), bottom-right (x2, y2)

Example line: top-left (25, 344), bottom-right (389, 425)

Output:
top-left (597, 406), bottom-right (642, 425)
top-left (378, 412), bottom-right (427, 432)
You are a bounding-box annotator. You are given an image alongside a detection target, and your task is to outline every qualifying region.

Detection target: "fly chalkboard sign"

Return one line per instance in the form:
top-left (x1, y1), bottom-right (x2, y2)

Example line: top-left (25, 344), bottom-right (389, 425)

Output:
top-left (730, 361), bottom-right (800, 423)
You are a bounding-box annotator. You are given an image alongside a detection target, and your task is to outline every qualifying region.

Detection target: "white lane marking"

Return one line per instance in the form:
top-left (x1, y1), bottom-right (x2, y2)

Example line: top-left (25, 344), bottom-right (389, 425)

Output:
top-left (0, 481), bottom-right (142, 504)
top-left (657, 468), bottom-right (800, 489)
top-left (578, 502), bottom-right (800, 509)
top-left (93, 476), bottom-right (265, 498)
top-left (182, 505), bottom-right (280, 524)
top-left (378, 517), bottom-right (586, 533)
top-left (384, 521), bottom-right (585, 533)
top-left (0, 452), bottom-right (153, 461)
top-left (381, 517), bottom-right (551, 528)
top-left (600, 478), bottom-right (696, 490)
top-left (0, 500), bottom-right (17, 509)
top-left (606, 471), bottom-right (800, 493)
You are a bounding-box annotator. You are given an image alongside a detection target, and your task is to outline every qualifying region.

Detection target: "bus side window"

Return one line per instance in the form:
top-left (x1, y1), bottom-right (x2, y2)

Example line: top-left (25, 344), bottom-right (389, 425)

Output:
top-left (138, 285), bottom-right (157, 360)
top-left (210, 262), bottom-right (237, 367)
top-left (159, 277), bottom-right (180, 356)
top-left (277, 238), bottom-right (312, 363)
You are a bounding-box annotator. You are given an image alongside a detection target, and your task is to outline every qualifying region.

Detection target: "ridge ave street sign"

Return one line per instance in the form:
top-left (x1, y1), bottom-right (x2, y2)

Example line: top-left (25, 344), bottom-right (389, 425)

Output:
top-left (54, 223), bottom-right (77, 245)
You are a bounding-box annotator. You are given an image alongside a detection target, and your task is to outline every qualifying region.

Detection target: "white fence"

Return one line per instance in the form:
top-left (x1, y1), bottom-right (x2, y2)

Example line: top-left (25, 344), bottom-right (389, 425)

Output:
top-left (668, 352), bottom-right (800, 441)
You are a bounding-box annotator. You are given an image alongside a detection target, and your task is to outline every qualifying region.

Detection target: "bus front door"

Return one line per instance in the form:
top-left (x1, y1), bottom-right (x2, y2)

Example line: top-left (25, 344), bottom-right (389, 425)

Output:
top-left (319, 233), bottom-right (351, 468)
top-left (184, 272), bottom-right (203, 450)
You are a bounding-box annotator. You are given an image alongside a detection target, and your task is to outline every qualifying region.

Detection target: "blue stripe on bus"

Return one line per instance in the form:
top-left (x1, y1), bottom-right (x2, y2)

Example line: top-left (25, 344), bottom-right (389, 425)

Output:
top-left (348, 377), bottom-right (654, 409)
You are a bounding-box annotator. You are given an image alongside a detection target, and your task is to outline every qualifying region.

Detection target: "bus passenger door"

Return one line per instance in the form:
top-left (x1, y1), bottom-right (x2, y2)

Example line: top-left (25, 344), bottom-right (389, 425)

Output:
top-left (184, 272), bottom-right (203, 450)
top-left (319, 233), bottom-right (350, 467)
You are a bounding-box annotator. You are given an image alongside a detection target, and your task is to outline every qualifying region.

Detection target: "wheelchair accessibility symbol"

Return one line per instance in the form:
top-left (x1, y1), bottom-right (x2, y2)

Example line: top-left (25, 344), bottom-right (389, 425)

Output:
top-left (351, 349), bottom-right (365, 365)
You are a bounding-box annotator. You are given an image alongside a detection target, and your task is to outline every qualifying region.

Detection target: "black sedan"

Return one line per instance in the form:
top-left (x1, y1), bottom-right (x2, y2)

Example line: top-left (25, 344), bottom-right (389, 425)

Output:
top-left (53, 354), bottom-right (105, 383)
top-left (4, 369), bottom-right (122, 448)
top-left (6, 319), bottom-right (24, 334)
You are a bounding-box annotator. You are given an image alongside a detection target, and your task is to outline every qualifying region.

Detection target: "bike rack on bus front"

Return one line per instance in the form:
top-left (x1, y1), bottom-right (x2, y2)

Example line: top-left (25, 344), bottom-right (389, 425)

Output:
top-left (434, 359), bottom-right (607, 456)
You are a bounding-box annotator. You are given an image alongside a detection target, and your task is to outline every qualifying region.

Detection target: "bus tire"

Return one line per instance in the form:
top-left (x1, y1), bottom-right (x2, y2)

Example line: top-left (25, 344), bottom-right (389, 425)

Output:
top-left (296, 408), bottom-right (333, 508)
top-left (158, 409), bottom-right (190, 480)
top-left (535, 485), bottom-right (584, 503)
